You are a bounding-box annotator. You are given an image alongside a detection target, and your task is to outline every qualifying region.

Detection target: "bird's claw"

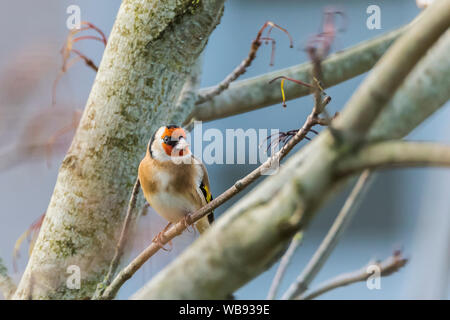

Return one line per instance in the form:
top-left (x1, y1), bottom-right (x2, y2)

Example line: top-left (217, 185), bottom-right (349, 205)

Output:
top-left (152, 232), bottom-right (172, 251)
top-left (182, 214), bottom-right (196, 234)
top-left (152, 223), bottom-right (173, 251)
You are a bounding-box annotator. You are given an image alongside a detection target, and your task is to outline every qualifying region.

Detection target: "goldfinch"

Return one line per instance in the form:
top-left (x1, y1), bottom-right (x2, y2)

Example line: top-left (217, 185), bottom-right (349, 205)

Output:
top-left (138, 125), bottom-right (214, 240)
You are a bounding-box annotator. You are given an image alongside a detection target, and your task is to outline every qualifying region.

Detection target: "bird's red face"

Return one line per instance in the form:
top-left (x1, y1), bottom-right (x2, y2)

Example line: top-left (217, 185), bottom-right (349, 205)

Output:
top-left (160, 126), bottom-right (189, 157)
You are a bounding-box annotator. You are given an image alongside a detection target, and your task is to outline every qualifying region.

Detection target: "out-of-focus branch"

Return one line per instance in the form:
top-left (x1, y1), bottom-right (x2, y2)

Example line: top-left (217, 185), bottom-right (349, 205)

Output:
top-left (169, 57), bottom-right (203, 127)
top-left (298, 251), bottom-right (408, 300)
top-left (282, 170), bottom-right (374, 300)
top-left (0, 257), bottom-right (16, 300)
top-left (334, 0), bottom-right (450, 141)
top-left (130, 3), bottom-right (450, 299)
top-left (93, 178), bottom-right (141, 299)
top-left (267, 232), bottom-right (303, 300)
top-left (188, 26), bottom-right (406, 123)
top-left (93, 58), bottom-right (204, 300)
top-left (337, 142), bottom-right (450, 177)
top-left (369, 29), bottom-right (450, 141)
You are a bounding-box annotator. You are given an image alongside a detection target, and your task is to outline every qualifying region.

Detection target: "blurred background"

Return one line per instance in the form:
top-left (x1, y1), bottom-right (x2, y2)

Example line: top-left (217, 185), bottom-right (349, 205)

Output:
top-left (0, 0), bottom-right (448, 299)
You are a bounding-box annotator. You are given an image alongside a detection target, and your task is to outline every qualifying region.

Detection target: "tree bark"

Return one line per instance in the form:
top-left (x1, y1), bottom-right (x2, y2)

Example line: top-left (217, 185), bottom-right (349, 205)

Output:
top-left (13, 0), bottom-right (224, 300)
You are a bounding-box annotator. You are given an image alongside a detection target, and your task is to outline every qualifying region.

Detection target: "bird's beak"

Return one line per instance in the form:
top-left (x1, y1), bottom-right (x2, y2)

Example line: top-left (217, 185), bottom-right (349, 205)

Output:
top-left (174, 137), bottom-right (189, 150)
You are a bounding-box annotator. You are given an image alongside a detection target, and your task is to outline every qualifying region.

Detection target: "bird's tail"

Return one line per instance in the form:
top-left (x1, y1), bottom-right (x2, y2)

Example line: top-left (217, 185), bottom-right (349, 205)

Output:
top-left (195, 215), bottom-right (211, 234)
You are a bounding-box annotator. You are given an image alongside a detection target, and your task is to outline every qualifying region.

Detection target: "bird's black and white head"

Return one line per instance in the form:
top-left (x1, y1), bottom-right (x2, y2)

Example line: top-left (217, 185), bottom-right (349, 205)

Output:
top-left (148, 125), bottom-right (191, 162)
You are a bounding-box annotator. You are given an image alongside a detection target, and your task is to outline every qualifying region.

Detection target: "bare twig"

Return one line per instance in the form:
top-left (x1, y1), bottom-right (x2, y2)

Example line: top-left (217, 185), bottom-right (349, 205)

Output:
top-left (0, 257), bottom-right (16, 300)
top-left (195, 21), bottom-right (293, 105)
top-left (52, 21), bottom-right (107, 106)
top-left (13, 213), bottom-right (45, 273)
top-left (267, 231), bottom-right (303, 300)
top-left (99, 95), bottom-right (329, 299)
top-left (282, 170), bottom-right (374, 300)
top-left (298, 250), bottom-right (408, 300)
top-left (92, 177), bottom-right (141, 299)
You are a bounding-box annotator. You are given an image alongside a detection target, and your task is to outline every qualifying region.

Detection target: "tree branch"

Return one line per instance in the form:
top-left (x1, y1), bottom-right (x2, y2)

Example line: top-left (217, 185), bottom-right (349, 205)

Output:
top-left (337, 142), bottom-right (450, 177)
top-left (188, 25), bottom-right (407, 123)
top-left (267, 231), bottom-right (303, 300)
top-left (0, 257), bottom-right (16, 300)
top-left (129, 3), bottom-right (450, 299)
top-left (369, 29), bottom-right (450, 141)
top-left (169, 56), bottom-right (204, 127)
top-left (195, 21), bottom-right (293, 106)
top-left (334, 0), bottom-right (450, 141)
top-left (282, 170), bottom-right (374, 300)
top-left (298, 250), bottom-right (408, 300)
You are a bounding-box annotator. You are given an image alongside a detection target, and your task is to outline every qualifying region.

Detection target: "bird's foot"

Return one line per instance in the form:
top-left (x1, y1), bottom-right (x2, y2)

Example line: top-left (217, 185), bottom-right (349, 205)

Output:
top-left (175, 214), bottom-right (195, 234)
top-left (183, 213), bottom-right (196, 234)
top-left (152, 223), bottom-right (173, 251)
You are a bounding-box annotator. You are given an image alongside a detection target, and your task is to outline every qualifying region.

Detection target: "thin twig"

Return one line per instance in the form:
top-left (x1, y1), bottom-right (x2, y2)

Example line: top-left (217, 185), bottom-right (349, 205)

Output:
top-left (267, 231), bottom-right (303, 300)
top-left (98, 96), bottom-right (329, 299)
top-left (0, 257), bottom-right (16, 300)
top-left (298, 250), bottom-right (408, 300)
top-left (92, 177), bottom-right (141, 299)
top-left (196, 21), bottom-right (293, 105)
top-left (282, 170), bottom-right (374, 300)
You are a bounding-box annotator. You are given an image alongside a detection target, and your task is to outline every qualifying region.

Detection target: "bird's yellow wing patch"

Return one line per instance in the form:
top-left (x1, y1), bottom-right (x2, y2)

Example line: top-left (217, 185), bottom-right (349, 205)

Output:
top-left (199, 182), bottom-right (212, 203)
top-left (199, 181), bottom-right (214, 224)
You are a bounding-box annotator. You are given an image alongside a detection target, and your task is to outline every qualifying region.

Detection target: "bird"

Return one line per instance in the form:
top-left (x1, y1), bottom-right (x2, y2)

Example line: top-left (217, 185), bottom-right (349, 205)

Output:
top-left (138, 125), bottom-right (214, 246)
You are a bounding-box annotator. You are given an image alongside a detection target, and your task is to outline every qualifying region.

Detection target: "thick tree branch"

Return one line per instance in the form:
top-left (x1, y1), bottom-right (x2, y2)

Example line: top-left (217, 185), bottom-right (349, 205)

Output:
top-left (0, 257), bottom-right (16, 300)
top-left (13, 0), bottom-right (225, 300)
top-left (298, 250), bottom-right (408, 300)
top-left (369, 29), bottom-right (450, 141)
top-left (334, 0), bottom-right (450, 140)
top-left (188, 26), bottom-right (406, 123)
top-left (282, 170), bottom-right (374, 300)
top-left (130, 3), bottom-right (450, 299)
